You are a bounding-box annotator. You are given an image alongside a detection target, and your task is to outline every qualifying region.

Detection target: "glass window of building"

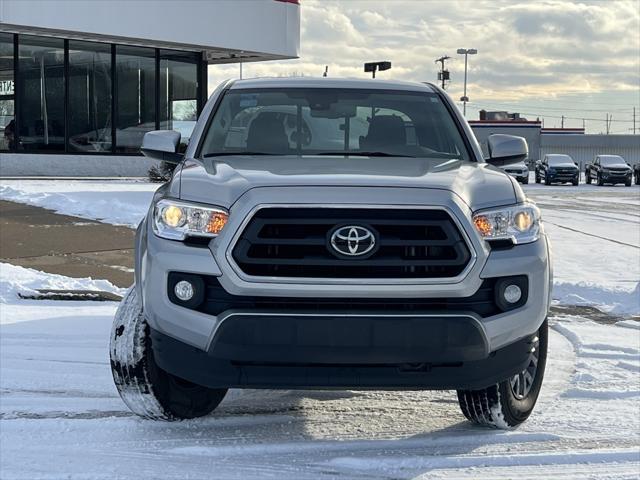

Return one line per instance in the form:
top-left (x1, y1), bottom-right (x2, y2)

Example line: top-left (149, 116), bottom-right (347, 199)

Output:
top-left (115, 46), bottom-right (156, 153)
top-left (159, 50), bottom-right (199, 150)
top-left (0, 33), bottom-right (15, 152)
top-left (68, 40), bottom-right (112, 153)
top-left (17, 35), bottom-right (65, 152)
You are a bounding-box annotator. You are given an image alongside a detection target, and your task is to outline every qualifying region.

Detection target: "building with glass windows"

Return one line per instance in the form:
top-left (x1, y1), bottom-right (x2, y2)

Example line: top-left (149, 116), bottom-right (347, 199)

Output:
top-left (0, 0), bottom-right (300, 176)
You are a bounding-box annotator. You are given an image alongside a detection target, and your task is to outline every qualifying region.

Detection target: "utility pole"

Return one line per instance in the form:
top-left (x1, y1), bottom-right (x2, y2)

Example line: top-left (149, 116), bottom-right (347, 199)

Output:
top-left (634, 107), bottom-right (636, 134)
top-left (561, 115), bottom-right (564, 129)
top-left (323, 65), bottom-right (328, 77)
top-left (435, 55), bottom-right (450, 90)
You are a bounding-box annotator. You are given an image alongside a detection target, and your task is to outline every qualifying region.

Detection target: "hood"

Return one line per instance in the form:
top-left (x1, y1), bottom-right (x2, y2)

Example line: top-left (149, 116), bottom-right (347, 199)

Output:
top-left (549, 162), bottom-right (578, 169)
top-left (503, 162), bottom-right (527, 170)
top-left (602, 162), bottom-right (630, 169)
top-left (176, 155), bottom-right (518, 210)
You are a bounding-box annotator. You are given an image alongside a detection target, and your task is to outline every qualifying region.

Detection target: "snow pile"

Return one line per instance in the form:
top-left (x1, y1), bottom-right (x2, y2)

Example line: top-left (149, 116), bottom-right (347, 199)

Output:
top-left (0, 263), bottom-right (124, 312)
top-left (0, 180), bottom-right (158, 227)
top-left (553, 281), bottom-right (640, 315)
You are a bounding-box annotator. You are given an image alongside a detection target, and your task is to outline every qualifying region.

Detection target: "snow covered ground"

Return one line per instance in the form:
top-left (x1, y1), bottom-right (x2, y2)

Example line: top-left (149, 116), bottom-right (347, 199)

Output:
top-left (0, 177), bottom-right (639, 478)
top-left (1, 265), bottom-right (639, 479)
top-left (524, 183), bottom-right (640, 315)
top-left (1, 179), bottom-right (638, 315)
top-left (0, 180), bottom-right (158, 228)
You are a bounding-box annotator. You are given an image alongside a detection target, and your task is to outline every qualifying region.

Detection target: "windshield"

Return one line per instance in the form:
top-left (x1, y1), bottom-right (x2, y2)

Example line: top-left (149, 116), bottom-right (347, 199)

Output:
top-left (199, 88), bottom-right (471, 160)
top-left (548, 156), bottom-right (572, 166)
top-left (601, 156), bottom-right (624, 166)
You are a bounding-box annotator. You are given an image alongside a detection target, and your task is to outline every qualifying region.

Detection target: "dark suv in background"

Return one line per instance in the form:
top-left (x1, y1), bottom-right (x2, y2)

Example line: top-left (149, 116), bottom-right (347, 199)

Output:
top-left (586, 155), bottom-right (633, 186)
top-left (535, 154), bottom-right (579, 185)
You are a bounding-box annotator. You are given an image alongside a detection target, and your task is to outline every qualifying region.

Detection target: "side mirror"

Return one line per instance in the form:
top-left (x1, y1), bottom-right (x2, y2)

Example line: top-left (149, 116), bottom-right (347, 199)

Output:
top-left (141, 130), bottom-right (183, 164)
top-left (486, 134), bottom-right (528, 166)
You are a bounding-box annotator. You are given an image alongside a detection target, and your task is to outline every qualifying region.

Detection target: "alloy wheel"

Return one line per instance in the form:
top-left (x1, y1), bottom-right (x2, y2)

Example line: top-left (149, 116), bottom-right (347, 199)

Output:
top-left (509, 335), bottom-right (540, 400)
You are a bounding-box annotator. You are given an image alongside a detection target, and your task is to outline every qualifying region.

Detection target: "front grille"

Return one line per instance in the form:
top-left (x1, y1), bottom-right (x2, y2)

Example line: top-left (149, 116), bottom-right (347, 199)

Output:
top-left (554, 168), bottom-right (576, 175)
top-left (231, 208), bottom-right (472, 279)
top-left (196, 275), bottom-right (500, 318)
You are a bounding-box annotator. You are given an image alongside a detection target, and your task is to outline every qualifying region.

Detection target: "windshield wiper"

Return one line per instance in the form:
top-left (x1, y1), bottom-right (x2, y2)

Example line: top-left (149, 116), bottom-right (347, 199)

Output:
top-left (203, 151), bottom-right (279, 158)
top-left (314, 151), bottom-right (415, 158)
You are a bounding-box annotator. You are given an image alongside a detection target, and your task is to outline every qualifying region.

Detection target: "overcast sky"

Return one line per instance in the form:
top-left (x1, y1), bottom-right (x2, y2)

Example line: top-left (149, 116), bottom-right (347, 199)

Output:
top-left (208, 0), bottom-right (640, 134)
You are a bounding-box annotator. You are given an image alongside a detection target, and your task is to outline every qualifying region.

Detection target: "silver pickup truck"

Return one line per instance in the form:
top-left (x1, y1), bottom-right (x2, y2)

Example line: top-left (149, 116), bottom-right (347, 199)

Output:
top-left (110, 78), bottom-right (552, 429)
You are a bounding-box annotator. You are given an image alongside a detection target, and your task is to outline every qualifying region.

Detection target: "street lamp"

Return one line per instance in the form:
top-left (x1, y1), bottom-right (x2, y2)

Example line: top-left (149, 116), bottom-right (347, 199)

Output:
top-left (456, 48), bottom-right (477, 116)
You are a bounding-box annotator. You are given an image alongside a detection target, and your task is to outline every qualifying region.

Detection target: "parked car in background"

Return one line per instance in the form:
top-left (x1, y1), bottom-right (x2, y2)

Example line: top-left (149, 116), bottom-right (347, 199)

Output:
top-left (633, 163), bottom-right (640, 185)
top-left (501, 162), bottom-right (529, 184)
top-left (585, 155), bottom-right (632, 187)
top-left (535, 154), bottom-right (579, 185)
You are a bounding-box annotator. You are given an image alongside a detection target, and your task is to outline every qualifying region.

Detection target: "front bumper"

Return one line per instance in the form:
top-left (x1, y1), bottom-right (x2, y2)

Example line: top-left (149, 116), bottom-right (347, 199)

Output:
top-left (601, 172), bottom-right (632, 183)
top-left (547, 172), bottom-right (579, 182)
top-left (150, 326), bottom-right (536, 390)
top-left (505, 171), bottom-right (528, 181)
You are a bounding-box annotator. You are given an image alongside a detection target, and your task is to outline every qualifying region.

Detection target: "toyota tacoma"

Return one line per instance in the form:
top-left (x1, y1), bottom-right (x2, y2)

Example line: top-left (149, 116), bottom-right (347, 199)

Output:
top-left (110, 78), bottom-right (552, 429)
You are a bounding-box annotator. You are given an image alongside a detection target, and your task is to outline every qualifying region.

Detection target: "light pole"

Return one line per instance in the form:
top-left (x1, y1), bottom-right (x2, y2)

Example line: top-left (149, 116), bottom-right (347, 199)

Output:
top-left (456, 48), bottom-right (477, 116)
top-left (364, 61), bottom-right (391, 79)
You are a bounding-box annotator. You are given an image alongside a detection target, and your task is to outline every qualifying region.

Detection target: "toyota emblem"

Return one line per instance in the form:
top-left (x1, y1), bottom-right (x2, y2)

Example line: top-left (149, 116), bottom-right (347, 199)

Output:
top-left (329, 225), bottom-right (377, 257)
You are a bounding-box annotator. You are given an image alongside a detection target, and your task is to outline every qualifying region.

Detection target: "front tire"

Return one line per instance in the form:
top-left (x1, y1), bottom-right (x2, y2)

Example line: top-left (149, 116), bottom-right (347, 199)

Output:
top-left (597, 173), bottom-right (604, 186)
top-left (535, 173), bottom-right (541, 184)
top-left (586, 172), bottom-right (591, 184)
top-left (456, 319), bottom-right (548, 429)
top-left (521, 176), bottom-right (529, 185)
top-left (110, 287), bottom-right (227, 420)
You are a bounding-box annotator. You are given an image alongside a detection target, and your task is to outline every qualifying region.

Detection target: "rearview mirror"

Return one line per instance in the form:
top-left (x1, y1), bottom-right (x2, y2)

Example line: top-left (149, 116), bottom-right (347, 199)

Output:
top-left (141, 130), bottom-right (183, 164)
top-left (486, 134), bottom-right (528, 166)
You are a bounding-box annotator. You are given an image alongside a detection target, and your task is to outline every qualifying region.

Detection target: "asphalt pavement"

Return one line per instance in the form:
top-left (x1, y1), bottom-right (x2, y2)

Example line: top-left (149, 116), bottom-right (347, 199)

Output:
top-left (0, 200), bottom-right (134, 288)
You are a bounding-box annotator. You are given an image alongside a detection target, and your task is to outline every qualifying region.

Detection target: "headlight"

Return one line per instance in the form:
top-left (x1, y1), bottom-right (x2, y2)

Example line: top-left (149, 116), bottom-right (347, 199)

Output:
top-left (472, 202), bottom-right (541, 245)
top-left (548, 168), bottom-right (556, 174)
top-left (153, 199), bottom-right (229, 241)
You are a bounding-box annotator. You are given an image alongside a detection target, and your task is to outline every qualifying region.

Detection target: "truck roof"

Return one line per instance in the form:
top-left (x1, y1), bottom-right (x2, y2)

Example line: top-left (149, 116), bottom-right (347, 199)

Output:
top-left (229, 77), bottom-right (438, 93)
